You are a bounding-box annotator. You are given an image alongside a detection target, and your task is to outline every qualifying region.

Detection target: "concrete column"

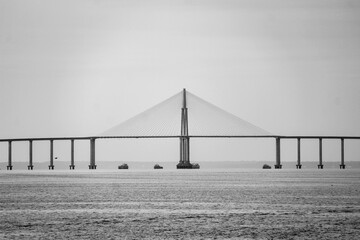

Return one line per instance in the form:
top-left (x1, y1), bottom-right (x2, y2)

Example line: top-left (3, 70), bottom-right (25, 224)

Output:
top-left (318, 138), bottom-right (323, 169)
top-left (340, 138), bottom-right (345, 169)
top-left (187, 137), bottom-right (190, 164)
top-left (179, 137), bottom-right (183, 163)
top-left (28, 140), bottom-right (33, 170)
top-left (182, 138), bottom-right (185, 163)
top-left (49, 140), bottom-right (54, 170)
top-left (7, 141), bottom-right (12, 170)
top-left (70, 139), bottom-right (75, 170)
top-left (275, 137), bottom-right (282, 169)
top-left (89, 138), bottom-right (96, 169)
top-left (296, 138), bottom-right (302, 169)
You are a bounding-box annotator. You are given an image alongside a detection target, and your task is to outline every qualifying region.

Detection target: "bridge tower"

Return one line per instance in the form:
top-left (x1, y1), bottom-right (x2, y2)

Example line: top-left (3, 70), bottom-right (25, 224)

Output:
top-left (177, 89), bottom-right (192, 169)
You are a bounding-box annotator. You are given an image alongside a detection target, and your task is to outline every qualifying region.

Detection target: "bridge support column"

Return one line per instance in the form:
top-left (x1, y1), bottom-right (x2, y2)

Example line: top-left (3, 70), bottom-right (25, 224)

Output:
top-left (187, 137), bottom-right (190, 164)
top-left (7, 141), bottom-right (12, 170)
top-left (177, 89), bottom-right (194, 169)
top-left (318, 138), bottom-right (323, 169)
top-left (296, 138), bottom-right (302, 169)
top-left (340, 138), bottom-right (345, 169)
top-left (178, 137), bottom-right (191, 168)
top-left (69, 139), bottom-right (75, 170)
top-left (179, 137), bottom-right (183, 164)
top-left (49, 140), bottom-right (54, 170)
top-left (274, 137), bottom-right (282, 169)
top-left (89, 138), bottom-right (96, 169)
top-left (28, 140), bottom-right (33, 170)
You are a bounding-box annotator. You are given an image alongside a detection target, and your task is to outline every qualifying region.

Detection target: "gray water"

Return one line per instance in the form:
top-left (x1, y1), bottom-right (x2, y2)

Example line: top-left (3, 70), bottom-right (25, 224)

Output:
top-left (0, 169), bottom-right (359, 239)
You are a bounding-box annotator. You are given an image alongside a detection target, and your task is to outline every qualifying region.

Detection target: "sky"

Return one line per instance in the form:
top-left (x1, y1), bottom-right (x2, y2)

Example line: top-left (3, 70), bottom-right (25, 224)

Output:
top-left (0, 0), bottom-right (360, 164)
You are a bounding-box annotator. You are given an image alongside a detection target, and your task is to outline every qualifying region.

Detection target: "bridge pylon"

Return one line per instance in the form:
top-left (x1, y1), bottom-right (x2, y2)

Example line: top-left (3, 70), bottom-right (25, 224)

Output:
top-left (177, 89), bottom-right (196, 169)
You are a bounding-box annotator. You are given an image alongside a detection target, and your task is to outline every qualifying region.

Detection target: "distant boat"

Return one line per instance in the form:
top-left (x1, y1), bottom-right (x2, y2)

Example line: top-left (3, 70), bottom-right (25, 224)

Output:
top-left (118, 164), bottom-right (129, 169)
top-left (192, 163), bottom-right (200, 169)
top-left (262, 164), bottom-right (271, 169)
top-left (154, 164), bottom-right (163, 169)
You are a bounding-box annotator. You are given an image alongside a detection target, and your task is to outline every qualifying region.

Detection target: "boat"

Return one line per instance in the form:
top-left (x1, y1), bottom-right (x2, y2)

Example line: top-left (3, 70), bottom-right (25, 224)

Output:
top-left (262, 164), bottom-right (271, 169)
top-left (192, 163), bottom-right (200, 169)
top-left (118, 163), bottom-right (129, 169)
top-left (154, 164), bottom-right (163, 169)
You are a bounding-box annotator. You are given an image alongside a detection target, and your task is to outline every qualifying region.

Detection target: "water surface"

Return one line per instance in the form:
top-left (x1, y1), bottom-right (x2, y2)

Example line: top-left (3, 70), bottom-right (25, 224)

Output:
top-left (0, 169), bottom-right (359, 239)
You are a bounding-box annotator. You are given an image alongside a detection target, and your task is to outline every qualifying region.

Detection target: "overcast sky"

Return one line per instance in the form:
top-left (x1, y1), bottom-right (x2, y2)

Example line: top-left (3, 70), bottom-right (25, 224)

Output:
top-left (1, 0), bottom-right (360, 141)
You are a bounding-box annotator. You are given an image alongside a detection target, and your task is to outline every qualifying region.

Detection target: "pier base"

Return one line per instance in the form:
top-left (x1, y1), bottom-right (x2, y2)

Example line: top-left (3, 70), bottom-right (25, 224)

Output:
top-left (7, 166), bottom-right (13, 170)
top-left (89, 165), bottom-right (97, 170)
top-left (296, 164), bottom-right (302, 169)
top-left (317, 164), bottom-right (323, 169)
top-left (28, 165), bottom-right (33, 170)
top-left (340, 164), bottom-right (346, 169)
top-left (49, 165), bottom-right (54, 170)
top-left (69, 165), bottom-right (75, 170)
top-left (274, 164), bottom-right (282, 169)
top-left (177, 162), bottom-right (195, 169)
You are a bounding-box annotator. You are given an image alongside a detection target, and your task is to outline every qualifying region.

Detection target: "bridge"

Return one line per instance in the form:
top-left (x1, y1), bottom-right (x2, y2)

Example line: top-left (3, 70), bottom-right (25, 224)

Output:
top-left (1, 89), bottom-right (359, 170)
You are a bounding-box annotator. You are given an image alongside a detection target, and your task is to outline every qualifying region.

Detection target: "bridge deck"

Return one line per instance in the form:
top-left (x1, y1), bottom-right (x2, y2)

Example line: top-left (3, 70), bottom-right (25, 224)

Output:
top-left (1, 135), bottom-right (360, 142)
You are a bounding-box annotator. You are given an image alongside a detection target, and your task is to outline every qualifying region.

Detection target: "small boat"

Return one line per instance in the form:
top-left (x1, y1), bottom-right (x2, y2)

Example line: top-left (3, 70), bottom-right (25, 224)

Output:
top-left (154, 164), bottom-right (163, 169)
top-left (192, 163), bottom-right (200, 169)
top-left (262, 164), bottom-right (271, 169)
top-left (118, 163), bottom-right (129, 169)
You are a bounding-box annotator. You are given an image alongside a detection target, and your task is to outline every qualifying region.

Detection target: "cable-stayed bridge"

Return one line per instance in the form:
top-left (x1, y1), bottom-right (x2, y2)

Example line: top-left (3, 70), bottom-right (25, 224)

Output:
top-left (1, 89), bottom-right (359, 170)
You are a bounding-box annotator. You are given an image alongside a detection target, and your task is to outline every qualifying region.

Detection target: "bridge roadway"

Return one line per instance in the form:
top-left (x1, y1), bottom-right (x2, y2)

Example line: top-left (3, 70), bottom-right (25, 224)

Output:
top-left (1, 135), bottom-right (359, 170)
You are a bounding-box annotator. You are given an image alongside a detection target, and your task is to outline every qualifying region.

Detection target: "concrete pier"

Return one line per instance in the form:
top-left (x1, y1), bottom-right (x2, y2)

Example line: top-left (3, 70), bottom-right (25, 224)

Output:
top-left (89, 138), bottom-right (96, 169)
top-left (274, 137), bottom-right (282, 169)
top-left (69, 139), bottom-right (75, 170)
top-left (7, 141), bottom-right (12, 170)
top-left (49, 140), bottom-right (54, 170)
top-left (296, 138), bottom-right (302, 169)
top-left (340, 138), bottom-right (345, 169)
top-left (318, 138), bottom-right (323, 169)
top-left (28, 140), bottom-right (33, 170)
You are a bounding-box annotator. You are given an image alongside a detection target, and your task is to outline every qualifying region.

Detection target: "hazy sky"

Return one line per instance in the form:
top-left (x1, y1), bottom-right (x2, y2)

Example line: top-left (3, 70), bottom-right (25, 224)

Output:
top-left (1, 0), bottom-right (360, 140)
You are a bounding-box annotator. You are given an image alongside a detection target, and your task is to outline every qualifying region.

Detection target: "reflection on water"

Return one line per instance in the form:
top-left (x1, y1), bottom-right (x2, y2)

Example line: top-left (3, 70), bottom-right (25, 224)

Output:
top-left (0, 170), bottom-right (359, 239)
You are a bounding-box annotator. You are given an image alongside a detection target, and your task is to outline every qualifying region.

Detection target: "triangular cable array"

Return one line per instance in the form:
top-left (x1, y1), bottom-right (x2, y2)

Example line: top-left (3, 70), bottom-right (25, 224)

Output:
top-left (186, 92), bottom-right (271, 136)
top-left (100, 92), bottom-right (182, 136)
top-left (98, 90), bottom-right (272, 137)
